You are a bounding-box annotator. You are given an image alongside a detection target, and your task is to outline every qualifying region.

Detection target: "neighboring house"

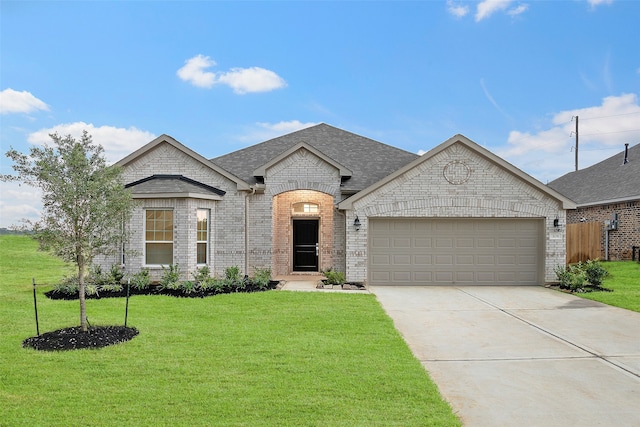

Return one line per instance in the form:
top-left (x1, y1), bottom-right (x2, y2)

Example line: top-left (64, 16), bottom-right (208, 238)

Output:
top-left (100, 124), bottom-right (575, 285)
top-left (548, 143), bottom-right (640, 261)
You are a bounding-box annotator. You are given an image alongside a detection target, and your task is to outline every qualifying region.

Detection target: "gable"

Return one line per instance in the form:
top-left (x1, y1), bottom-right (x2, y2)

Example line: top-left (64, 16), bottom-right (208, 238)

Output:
top-left (263, 147), bottom-right (342, 197)
top-left (118, 134), bottom-right (250, 191)
top-left (340, 134), bottom-right (575, 211)
top-left (210, 123), bottom-right (418, 192)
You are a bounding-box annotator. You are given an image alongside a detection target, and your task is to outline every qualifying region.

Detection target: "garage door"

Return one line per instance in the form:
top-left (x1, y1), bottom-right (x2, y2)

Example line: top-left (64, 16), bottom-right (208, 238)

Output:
top-left (369, 218), bottom-right (543, 286)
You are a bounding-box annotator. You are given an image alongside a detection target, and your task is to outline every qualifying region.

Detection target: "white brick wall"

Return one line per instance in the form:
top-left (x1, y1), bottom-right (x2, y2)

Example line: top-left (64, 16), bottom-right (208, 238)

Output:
top-left (98, 142), bottom-right (248, 281)
top-left (345, 143), bottom-right (566, 284)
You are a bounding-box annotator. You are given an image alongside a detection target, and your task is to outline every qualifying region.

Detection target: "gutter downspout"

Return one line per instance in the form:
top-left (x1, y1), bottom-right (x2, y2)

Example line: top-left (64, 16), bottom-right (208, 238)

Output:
top-left (244, 186), bottom-right (256, 275)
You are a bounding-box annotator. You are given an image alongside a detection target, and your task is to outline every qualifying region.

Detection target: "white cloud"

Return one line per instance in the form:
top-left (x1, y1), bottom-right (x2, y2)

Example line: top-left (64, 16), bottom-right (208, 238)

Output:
top-left (177, 55), bottom-right (287, 94)
top-left (588, 0), bottom-right (613, 9)
top-left (27, 122), bottom-right (156, 163)
top-left (0, 181), bottom-right (42, 228)
top-left (476, 0), bottom-right (512, 21)
top-left (0, 88), bottom-right (49, 114)
top-left (507, 3), bottom-right (529, 16)
top-left (218, 67), bottom-right (287, 95)
top-left (176, 55), bottom-right (217, 88)
top-left (496, 93), bottom-right (640, 182)
top-left (1, 123), bottom-right (155, 227)
top-left (446, 0), bottom-right (469, 18)
top-left (236, 120), bottom-right (318, 143)
top-left (475, 0), bottom-right (528, 21)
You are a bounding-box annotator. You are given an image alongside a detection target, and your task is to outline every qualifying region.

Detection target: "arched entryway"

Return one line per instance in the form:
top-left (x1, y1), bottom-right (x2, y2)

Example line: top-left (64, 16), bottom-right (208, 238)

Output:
top-left (272, 190), bottom-right (334, 276)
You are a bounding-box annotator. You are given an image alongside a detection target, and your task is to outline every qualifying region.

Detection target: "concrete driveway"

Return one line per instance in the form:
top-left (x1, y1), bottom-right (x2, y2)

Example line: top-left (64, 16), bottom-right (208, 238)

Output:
top-left (371, 286), bottom-right (640, 427)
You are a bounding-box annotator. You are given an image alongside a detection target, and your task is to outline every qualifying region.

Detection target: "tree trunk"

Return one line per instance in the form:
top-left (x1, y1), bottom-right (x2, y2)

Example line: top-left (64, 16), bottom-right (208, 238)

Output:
top-left (78, 253), bottom-right (88, 332)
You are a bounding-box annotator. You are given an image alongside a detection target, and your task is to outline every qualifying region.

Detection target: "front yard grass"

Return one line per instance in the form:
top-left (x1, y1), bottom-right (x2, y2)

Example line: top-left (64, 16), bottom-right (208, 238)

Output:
top-left (0, 235), bottom-right (460, 426)
top-left (575, 261), bottom-right (640, 313)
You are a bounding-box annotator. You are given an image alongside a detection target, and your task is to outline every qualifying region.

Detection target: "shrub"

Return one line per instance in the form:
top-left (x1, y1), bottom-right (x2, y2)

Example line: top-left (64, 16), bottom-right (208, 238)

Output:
top-left (252, 267), bottom-right (272, 290)
top-left (180, 280), bottom-right (197, 295)
top-left (192, 265), bottom-right (211, 284)
top-left (584, 259), bottom-right (608, 287)
top-left (85, 284), bottom-right (99, 297)
top-left (555, 259), bottom-right (608, 291)
top-left (129, 269), bottom-right (150, 290)
top-left (109, 264), bottom-right (124, 285)
top-left (160, 264), bottom-right (181, 290)
top-left (53, 275), bottom-right (80, 295)
top-left (322, 268), bottom-right (346, 285)
top-left (225, 266), bottom-right (241, 282)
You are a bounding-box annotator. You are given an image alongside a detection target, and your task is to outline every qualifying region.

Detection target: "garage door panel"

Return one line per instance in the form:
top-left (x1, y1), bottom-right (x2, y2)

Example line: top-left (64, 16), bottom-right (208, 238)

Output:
top-left (436, 238), bottom-right (454, 248)
top-left (435, 254), bottom-right (454, 265)
top-left (392, 238), bottom-right (411, 248)
top-left (455, 271), bottom-right (474, 282)
top-left (477, 255), bottom-right (496, 265)
top-left (477, 238), bottom-right (495, 248)
top-left (372, 254), bottom-right (390, 265)
top-left (435, 271), bottom-right (454, 282)
top-left (393, 254), bottom-right (411, 265)
top-left (392, 271), bottom-right (411, 282)
top-left (413, 271), bottom-right (433, 281)
top-left (372, 237), bottom-right (390, 248)
top-left (369, 218), bottom-right (542, 286)
top-left (414, 238), bottom-right (432, 248)
top-left (456, 254), bottom-right (474, 265)
top-left (414, 254), bottom-right (432, 264)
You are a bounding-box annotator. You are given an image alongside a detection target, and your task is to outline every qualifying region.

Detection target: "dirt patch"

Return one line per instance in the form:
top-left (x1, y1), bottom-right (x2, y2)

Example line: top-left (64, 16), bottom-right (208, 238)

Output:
top-left (23, 325), bottom-right (139, 351)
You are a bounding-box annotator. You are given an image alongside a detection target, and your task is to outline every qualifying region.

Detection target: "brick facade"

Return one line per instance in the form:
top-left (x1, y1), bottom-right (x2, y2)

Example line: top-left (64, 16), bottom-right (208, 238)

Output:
top-left (344, 142), bottom-right (567, 284)
top-left (99, 133), bottom-right (570, 285)
top-left (265, 148), bottom-right (343, 276)
top-left (567, 201), bottom-right (640, 260)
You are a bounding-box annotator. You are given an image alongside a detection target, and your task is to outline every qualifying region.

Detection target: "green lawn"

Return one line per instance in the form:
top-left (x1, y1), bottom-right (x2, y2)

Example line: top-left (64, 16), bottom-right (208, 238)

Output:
top-left (0, 235), bottom-right (460, 426)
top-left (576, 261), bottom-right (640, 313)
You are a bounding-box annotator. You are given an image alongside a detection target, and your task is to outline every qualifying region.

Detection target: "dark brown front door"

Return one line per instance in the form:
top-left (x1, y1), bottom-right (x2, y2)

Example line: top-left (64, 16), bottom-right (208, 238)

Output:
top-left (293, 219), bottom-right (319, 271)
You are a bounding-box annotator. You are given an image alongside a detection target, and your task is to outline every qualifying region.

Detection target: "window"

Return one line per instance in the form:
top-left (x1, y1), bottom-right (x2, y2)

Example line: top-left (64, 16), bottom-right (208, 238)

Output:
top-left (145, 209), bottom-right (173, 265)
top-left (197, 209), bottom-right (209, 265)
top-left (293, 202), bottom-right (319, 213)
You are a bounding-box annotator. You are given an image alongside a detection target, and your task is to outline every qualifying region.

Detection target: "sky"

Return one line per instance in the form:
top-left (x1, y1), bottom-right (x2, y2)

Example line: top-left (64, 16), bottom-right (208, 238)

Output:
top-left (1, 0), bottom-right (639, 228)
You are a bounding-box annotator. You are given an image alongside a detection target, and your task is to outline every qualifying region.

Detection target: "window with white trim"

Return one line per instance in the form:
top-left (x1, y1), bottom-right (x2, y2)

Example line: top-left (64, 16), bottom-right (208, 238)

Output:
top-left (293, 202), bottom-right (319, 213)
top-left (145, 209), bottom-right (173, 265)
top-left (197, 209), bottom-right (209, 265)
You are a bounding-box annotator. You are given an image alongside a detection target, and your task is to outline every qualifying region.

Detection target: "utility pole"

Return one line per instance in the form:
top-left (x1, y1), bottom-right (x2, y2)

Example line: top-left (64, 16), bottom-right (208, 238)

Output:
top-left (574, 115), bottom-right (579, 171)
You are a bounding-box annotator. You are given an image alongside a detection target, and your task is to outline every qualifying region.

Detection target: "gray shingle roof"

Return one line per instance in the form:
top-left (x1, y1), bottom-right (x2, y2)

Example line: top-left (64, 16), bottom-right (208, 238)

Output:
top-left (210, 123), bottom-right (419, 192)
top-left (125, 175), bottom-right (226, 196)
top-left (547, 143), bottom-right (640, 206)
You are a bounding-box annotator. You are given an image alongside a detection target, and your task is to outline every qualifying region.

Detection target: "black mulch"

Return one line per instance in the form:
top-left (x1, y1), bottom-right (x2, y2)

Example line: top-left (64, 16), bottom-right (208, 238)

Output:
top-left (23, 325), bottom-right (139, 351)
top-left (44, 280), bottom-right (281, 300)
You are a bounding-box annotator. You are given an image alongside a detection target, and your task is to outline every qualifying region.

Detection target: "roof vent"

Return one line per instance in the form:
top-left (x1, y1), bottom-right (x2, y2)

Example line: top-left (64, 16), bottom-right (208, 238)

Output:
top-left (623, 143), bottom-right (629, 165)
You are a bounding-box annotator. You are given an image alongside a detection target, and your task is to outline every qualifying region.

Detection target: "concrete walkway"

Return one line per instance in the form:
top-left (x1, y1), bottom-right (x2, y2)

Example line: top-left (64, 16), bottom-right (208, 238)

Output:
top-left (371, 286), bottom-right (640, 427)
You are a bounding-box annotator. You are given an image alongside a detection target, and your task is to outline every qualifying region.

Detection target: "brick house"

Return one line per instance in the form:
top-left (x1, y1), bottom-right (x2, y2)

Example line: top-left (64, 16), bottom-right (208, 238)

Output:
top-left (548, 143), bottom-right (640, 261)
top-left (101, 124), bottom-right (575, 285)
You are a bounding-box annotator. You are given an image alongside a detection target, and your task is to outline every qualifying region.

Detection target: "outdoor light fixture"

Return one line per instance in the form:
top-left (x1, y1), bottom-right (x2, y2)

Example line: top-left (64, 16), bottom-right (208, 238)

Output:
top-left (353, 216), bottom-right (361, 231)
top-left (553, 217), bottom-right (560, 230)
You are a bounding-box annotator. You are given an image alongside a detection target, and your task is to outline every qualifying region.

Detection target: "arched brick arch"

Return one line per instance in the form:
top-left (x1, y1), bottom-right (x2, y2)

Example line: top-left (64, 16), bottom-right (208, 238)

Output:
top-left (272, 190), bottom-right (335, 276)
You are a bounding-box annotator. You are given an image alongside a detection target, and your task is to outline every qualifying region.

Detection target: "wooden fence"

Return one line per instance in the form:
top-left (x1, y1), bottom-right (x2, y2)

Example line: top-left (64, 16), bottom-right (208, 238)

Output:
top-left (566, 222), bottom-right (602, 264)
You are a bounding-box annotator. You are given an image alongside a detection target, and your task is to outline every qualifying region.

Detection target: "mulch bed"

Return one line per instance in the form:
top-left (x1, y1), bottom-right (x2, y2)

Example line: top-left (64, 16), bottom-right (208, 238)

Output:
top-left (545, 284), bottom-right (613, 293)
top-left (23, 325), bottom-right (139, 351)
top-left (44, 281), bottom-right (281, 300)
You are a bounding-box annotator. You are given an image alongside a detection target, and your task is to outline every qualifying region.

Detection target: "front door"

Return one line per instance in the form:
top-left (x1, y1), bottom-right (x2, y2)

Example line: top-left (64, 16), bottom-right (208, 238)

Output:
top-left (293, 219), bottom-right (319, 271)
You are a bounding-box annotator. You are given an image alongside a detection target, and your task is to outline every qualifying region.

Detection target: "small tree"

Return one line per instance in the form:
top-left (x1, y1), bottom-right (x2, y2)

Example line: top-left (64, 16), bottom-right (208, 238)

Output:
top-left (2, 131), bottom-right (134, 331)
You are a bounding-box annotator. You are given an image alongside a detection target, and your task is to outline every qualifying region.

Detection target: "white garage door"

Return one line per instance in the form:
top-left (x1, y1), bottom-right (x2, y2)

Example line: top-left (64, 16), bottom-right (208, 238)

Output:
top-left (369, 218), bottom-right (543, 286)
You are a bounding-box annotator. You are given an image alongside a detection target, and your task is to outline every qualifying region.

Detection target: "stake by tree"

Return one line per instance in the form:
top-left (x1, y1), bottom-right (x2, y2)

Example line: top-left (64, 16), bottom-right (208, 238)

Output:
top-left (2, 131), bottom-right (134, 331)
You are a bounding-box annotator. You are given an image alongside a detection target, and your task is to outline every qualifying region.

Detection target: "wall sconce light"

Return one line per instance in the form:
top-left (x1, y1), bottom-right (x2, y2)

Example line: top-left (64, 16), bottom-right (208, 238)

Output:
top-left (553, 217), bottom-right (560, 230)
top-left (353, 216), bottom-right (361, 231)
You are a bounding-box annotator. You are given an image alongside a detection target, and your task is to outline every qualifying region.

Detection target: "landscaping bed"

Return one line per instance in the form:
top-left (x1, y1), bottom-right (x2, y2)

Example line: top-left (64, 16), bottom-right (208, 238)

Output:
top-left (45, 280), bottom-right (281, 300)
top-left (23, 326), bottom-right (139, 351)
